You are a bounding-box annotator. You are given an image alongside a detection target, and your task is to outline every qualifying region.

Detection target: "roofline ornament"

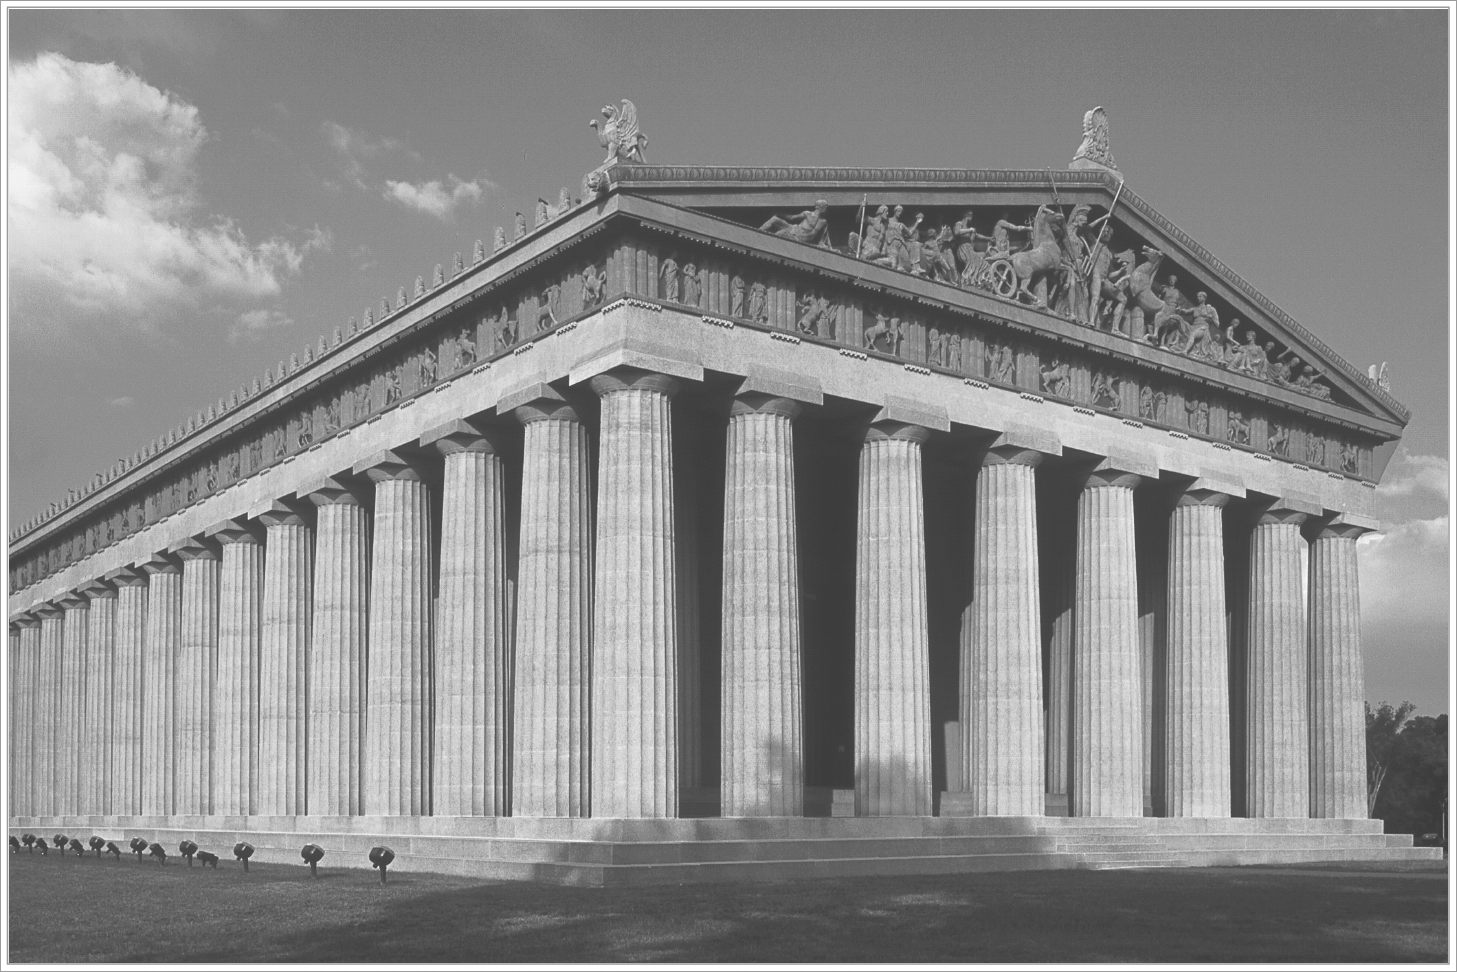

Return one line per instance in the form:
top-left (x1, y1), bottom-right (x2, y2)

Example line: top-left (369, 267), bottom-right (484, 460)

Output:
top-left (1070, 106), bottom-right (1118, 174)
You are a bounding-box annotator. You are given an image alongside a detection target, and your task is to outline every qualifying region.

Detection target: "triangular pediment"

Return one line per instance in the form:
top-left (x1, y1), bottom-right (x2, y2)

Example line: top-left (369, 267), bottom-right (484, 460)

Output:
top-left (602, 163), bottom-right (1407, 434)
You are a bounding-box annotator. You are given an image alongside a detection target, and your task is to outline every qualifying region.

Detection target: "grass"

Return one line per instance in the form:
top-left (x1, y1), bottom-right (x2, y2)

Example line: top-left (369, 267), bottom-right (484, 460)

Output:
top-left (6, 850), bottom-right (1448, 963)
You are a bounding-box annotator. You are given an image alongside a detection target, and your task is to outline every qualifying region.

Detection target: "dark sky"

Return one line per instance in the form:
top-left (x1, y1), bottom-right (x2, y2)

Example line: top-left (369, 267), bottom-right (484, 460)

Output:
top-left (6, 8), bottom-right (1450, 711)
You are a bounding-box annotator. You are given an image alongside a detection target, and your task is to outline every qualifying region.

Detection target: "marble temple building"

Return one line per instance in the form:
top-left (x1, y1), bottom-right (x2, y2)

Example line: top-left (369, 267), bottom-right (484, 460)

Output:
top-left (7, 105), bottom-right (1435, 881)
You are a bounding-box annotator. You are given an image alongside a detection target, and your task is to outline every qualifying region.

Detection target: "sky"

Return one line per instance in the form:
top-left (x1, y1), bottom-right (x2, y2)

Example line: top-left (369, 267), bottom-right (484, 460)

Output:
top-left (4, 8), bottom-right (1451, 713)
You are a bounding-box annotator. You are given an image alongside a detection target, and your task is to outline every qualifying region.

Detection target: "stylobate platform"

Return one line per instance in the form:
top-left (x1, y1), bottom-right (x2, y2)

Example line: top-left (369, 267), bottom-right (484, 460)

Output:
top-left (9, 815), bottom-right (1438, 886)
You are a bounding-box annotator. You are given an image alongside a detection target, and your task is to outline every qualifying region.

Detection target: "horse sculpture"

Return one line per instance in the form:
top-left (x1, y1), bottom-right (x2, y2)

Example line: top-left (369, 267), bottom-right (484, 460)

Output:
top-left (1008, 206), bottom-right (1067, 308)
top-left (1119, 246), bottom-right (1167, 339)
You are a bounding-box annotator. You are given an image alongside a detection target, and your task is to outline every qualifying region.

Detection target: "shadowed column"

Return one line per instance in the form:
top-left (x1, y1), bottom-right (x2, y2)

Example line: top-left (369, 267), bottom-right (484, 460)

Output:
top-left (210, 521), bottom-right (263, 816)
top-left (855, 413), bottom-right (934, 817)
top-left (306, 478), bottom-right (370, 817)
top-left (721, 378), bottom-right (817, 817)
top-left (107, 568), bottom-right (148, 815)
top-left (1246, 502), bottom-right (1312, 818)
top-left (173, 538), bottom-right (221, 815)
top-left (257, 502), bottom-right (313, 816)
top-left (425, 421), bottom-right (512, 817)
top-left (82, 581), bottom-right (117, 815)
top-left (35, 605), bottom-right (64, 817)
top-left (511, 387), bottom-right (592, 817)
top-left (359, 451), bottom-right (433, 817)
top-left (58, 592), bottom-right (89, 816)
top-left (675, 410), bottom-right (703, 794)
top-left (1072, 463), bottom-right (1147, 817)
top-left (140, 555), bottom-right (181, 816)
top-left (1165, 483), bottom-right (1234, 818)
top-left (1308, 518), bottom-right (1371, 819)
top-left (964, 441), bottom-right (1048, 816)
top-left (14, 618), bottom-right (41, 815)
top-left (590, 368), bottom-right (681, 819)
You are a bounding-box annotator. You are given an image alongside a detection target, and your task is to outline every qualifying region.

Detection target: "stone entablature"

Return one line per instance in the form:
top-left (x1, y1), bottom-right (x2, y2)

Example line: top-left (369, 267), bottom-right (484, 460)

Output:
top-left (9, 182), bottom-right (1398, 597)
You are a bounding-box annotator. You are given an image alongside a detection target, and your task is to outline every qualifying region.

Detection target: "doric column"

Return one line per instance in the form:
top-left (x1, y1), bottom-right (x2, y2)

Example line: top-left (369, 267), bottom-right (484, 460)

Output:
top-left (13, 618), bottom-right (40, 816)
top-left (140, 554), bottom-right (181, 816)
top-left (1042, 496), bottom-right (1076, 810)
top-left (1246, 502), bottom-right (1312, 818)
top-left (82, 582), bottom-right (117, 815)
top-left (1071, 462), bottom-right (1147, 817)
top-left (172, 538), bottom-right (220, 815)
top-left (106, 568), bottom-right (147, 815)
top-left (511, 387), bottom-right (592, 817)
top-left (35, 605), bottom-right (65, 817)
top-left (8, 625), bottom-right (17, 812)
top-left (209, 521), bottom-right (263, 816)
top-left (1165, 483), bottom-right (1234, 817)
top-left (58, 592), bottom-right (89, 815)
top-left (589, 368), bottom-right (681, 819)
top-left (256, 501), bottom-right (313, 816)
top-left (854, 414), bottom-right (934, 816)
top-left (963, 440), bottom-right (1048, 816)
top-left (425, 421), bottom-right (512, 817)
top-left (1308, 517), bottom-right (1371, 819)
top-left (721, 379), bottom-right (816, 817)
top-left (306, 477), bottom-right (370, 816)
top-left (358, 451), bottom-right (433, 817)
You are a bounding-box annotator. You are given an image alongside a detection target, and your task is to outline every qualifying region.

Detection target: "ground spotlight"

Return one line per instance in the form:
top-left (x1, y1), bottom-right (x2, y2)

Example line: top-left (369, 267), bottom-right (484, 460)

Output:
top-left (196, 850), bottom-right (219, 868)
top-left (148, 842), bottom-right (167, 864)
top-left (89, 836), bottom-right (106, 858)
top-left (105, 841), bottom-right (122, 859)
top-left (300, 843), bottom-right (325, 877)
top-left (36, 838), bottom-right (48, 856)
top-left (9, 835), bottom-right (19, 853)
top-left (129, 837), bottom-right (149, 861)
top-left (234, 841), bottom-right (255, 872)
top-left (68, 838), bottom-right (85, 857)
top-left (22, 834), bottom-right (36, 853)
top-left (179, 839), bottom-right (198, 866)
top-left (52, 834), bottom-right (67, 851)
top-left (368, 845), bottom-right (396, 884)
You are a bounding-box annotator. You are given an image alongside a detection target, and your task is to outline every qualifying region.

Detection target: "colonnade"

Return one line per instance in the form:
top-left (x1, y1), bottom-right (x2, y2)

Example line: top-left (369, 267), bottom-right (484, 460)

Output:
top-left (8, 366), bottom-right (1369, 821)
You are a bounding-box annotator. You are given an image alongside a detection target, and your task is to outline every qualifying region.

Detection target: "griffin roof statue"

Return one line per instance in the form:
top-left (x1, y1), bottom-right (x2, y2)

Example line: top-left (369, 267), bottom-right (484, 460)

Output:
top-left (591, 99), bottom-right (648, 165)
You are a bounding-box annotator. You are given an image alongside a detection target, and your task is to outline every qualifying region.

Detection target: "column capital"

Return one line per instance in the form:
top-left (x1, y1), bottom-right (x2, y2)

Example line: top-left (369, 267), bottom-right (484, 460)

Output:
top-left (587, 366), bottom-right (682, 400)
top-left (103, 565), bottom-right (149, 587)
top-left (981, 445), bottom-right (1045, 468)
top-left (205, 518), bottom-right (264, 544)
top-left (81, 578), bottom-right (117, 600)
top-left (420, 418), bottom-right (511, 456)
top-left (134, 551), bottom-right (181, 576)
top-left (873, 395), bottom-right (950, 433)
top-left (11, 613), bottom-right (41, 628)
top-left (58, 591), bottom-right (89, 611)
top-left (1170, 475), bottom-right (1242, 509)
top-left (732, 367), bottom-right (823, 408)
top-left (167, 535), bottom-right (222, 560)
top-left (300, 475), bottom-right (368, 507)
top-left (34, 602), bottom-right (64, 619)
top-left (1307, 513), bottom-right (1379, 542)
top-left (1076, 449), bottom-right (1158, 491)
top-left (864, 420), bottom-right (933, 445)
top-left (730, 395), bottom-right (804, 421)
top-left (353, 450), bottom-right (424, 484)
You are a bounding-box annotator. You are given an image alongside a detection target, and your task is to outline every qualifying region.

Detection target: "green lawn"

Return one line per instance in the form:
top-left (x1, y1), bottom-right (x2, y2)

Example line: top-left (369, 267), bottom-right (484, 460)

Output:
top-left (6, 850), bottom-right (1448, 963)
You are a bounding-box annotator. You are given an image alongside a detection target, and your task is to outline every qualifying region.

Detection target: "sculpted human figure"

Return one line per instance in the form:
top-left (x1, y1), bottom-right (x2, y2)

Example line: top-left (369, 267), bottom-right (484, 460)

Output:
top-left (1139, 385), bottom-right (1155, 420)
top-left (1179, 291), bottom-right (1220, 358)
top-left (1306, 434), bottom-right (1326, 466)
top-left (927, 327), bottom-right (943, 367)
top-left (1083, 226), bottom-right (1115, 326)
top-left (537, 286), bottom-right (560, 333)
top-left (953, 211), bottom-right (990, 287)
top-left (882, 206), bottom-right (924, 271)
top-left (660, 255), bottom-right (680, 302)
top-left (495, 307), bottom-right (517, 350)
top-left (923, 225), bottom-right (957, 283)
top-left (730, 274), bottom-right (746, 317)
top-left (988, 212), bottom-right (1030, 260)
top-left (1227, 409), bottom-right (1250, 445)
top-left (863, 311), bottom-right (903, 355)
top-left (945, 331), bottom-right (963, 372)
top-left (1056, 205), bottom-right (1092, 322)
top-left (760, 200), bottom-right (832, 248)
top-left (797, 292), bottom-right (830, 335)
top-left (682, 262), bottom-right (701, 306)
top-left (747, 281), bottom-right (769, 323)
top-left (1269, 349), bottom-right (1294, 386)
top-left (420, 345), bottom-right (437, 387)
top-left (1340, 441), bottom-right (1359, 473)
top-left (582, 266), bottom-right (607, 308)
top-left (987, 343), bottom-right (1016, 384)
top-left (457, 326), bottom-right (476, 368)
top-left (384, 366), bottom-right (402, 405)
top-left (1092, 371), bottom-right (1120, 409)
top-left (1266, 422), bottom-right (1289, 456)
top-left (859, 205), bottom-right (889, 262)
top-left (1152, 275), bottom-right (1189, 348)
top-left (1040, 358), bottom-right (1072, 399)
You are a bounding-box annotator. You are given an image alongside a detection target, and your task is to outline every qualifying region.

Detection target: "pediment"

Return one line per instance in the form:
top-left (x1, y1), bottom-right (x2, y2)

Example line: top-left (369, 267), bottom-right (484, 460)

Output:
top-left (604, 164), bottom-right (1407, 434)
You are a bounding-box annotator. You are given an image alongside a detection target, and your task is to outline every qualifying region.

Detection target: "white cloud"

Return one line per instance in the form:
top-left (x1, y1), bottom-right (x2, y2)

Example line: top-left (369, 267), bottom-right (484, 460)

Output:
top-left (383, 175), bottom-right (488, 221)
top-left (8, 52), bottom-right (320, 339)
top-left (229, 308), bottom-right (294, 344)
top-left (1359, 514), bottom-right (1449, 626)
top-left (108, 396), bottom-right (135, 407)
top-left (1377, 448), bottom-right (1449, 509)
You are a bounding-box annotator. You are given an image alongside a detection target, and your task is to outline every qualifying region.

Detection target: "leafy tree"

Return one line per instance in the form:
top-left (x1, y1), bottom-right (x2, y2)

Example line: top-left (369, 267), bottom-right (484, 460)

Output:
top-left (1367, 700), bottom-right (1449, 841)
top-left (1366, 700), bottom-right (1416, 816)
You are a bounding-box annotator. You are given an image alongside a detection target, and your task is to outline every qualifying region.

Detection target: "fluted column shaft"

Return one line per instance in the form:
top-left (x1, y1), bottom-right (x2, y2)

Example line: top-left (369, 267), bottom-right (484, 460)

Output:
top-left (1072, 469), bottom-right (1145, 817)
top-left (1309, 523), bottom-right (1368, 819)
top-left (308, 485), bottom-right (370, 816)
top-left (214, 529), bottom-right (263, 815)
top-left (432, 430), bottom-right (512, 816)
top-left (175, 546), bottom-right (220, 815)
top-left (14, 622), bottom-right (40, 815)
top-left (258, 510), bottom-right (312, 816)
top-left (590, 370), bottom-right (680, 819)
top-left (1044, 517), bottom-right (1076, 802)
top-left (35, 610), bottom-right (65, 817)
top-left (675, 416), bottom-right (703, 792)
top-left (83, 589), bottom-right (116, 814)
top-left (111, 575), bottom-right (147, 815)
top-left (58, 597), bottom-right (88, 815)
top-left (1165, 488), bottom-right (1232, 817)
top-left (365, 459), bottom-right (433, 816)
top-left (963, 447), bottom-right (1045, 815)
top-left (513, 398), bottom-right (592, 817)
top-left (722, 396), bottom-right (805, 817)
top-left (9, 626), bottom-right (27, 815)
top-left (855, 422), bottom-right (932, 817)
top-left (141, 562), bottom-right (181, 815)
top-left (1246, 509), bottom-right (1310, 817)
